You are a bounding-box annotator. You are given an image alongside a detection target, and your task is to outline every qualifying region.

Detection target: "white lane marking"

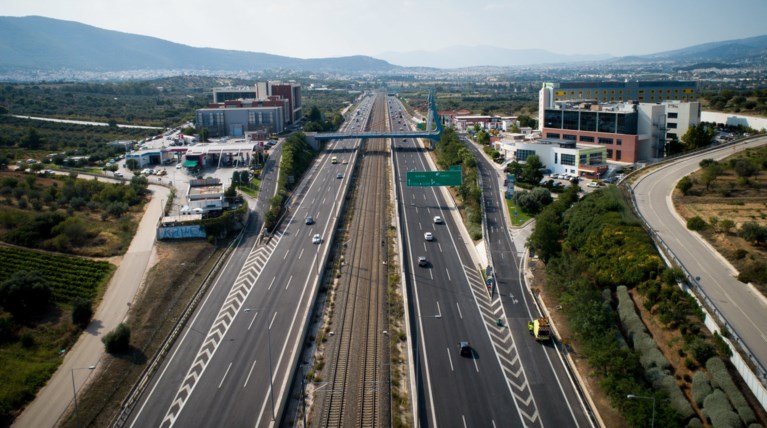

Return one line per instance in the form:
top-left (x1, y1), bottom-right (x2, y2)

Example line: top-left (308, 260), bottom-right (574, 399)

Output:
top-left (456, 302), bottom-right (463, 320)
top-left (429, 269), bottom-right (433, 280)
top-left (419, 222), bottom-right (422, 230)
top-left (247, 311), bottom-right (259, 330)
top-left (322, 197), bottom-right (326, 205)
top-left (424, 242), bottom-right (427, 252)
top-left (473, 354), bottom-right (479, 373)
top-left (244, 360), bottom-right (257, 387)
top-left (436, 301), bottom-right (441, 318)
top-left (218, 362), bottom-right (232, 389)
top-left (492, 420), bottom-right (497, 428)
top-left (268, 276), bottom-right (276, 291)
top-left (446, 268), bottom-right (451, 281)
top-left (269, 312), bottom-right (277, 330)
top-left (285, 275), bottom-right (293, 291)
top-left (298, 248), bottom-right (304, 260)
top-left (438, 243), bottom-right (443, 253)
top-left (447, 348), bottom-right (454, 371)
top-left (283, 250), bottom-right (290, 260)
top-left (462, 415), bottom-right (468, 428)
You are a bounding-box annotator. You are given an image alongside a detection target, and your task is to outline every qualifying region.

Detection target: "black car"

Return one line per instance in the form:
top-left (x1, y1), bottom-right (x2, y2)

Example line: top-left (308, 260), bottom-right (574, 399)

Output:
top-left (458, 341), bottom-right (471, 357)
top-left (305, 216), bottom-right (314, 225)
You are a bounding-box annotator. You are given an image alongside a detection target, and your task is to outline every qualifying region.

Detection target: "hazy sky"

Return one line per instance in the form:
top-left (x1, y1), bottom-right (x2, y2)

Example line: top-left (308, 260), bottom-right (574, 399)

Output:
top-left (3, 0), bottom-right (767, 58)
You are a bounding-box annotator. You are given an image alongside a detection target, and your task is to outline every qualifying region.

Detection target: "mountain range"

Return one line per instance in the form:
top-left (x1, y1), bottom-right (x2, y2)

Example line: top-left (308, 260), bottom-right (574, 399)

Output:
top-left (1, 15), bottom-right (766, 75)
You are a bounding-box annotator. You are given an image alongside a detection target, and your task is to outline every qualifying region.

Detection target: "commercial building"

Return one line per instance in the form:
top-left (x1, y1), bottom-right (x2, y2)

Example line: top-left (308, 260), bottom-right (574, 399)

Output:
top-left (541, 100), bottom-right (700, 163)
top-left (540, 80), bottom-right (697, 105)
top-left (268, 81), bottom-right (303, 124)
top-left (195, 104), bottom-right (284, 138)
top-left (186, 178), bottom-right (225, 213)
top-left (499, 138), bottom-right (609, 179)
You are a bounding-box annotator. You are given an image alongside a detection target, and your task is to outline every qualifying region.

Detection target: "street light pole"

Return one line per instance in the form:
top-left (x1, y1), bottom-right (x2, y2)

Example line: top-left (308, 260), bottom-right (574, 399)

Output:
top-left (71, 365), bottom-right (96, 428)
top-left (627, 394), bottom-right (655, 428)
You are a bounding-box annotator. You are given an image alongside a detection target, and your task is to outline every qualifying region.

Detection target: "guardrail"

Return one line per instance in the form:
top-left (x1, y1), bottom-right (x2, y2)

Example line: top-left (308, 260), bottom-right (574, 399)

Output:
top-left (622, 135), bottom-right (767, 409)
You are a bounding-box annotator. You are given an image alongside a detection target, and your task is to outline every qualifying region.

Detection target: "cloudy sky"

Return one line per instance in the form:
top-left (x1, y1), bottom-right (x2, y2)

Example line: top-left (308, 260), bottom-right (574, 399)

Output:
top-left (3, 0), bottom-right (767, 59)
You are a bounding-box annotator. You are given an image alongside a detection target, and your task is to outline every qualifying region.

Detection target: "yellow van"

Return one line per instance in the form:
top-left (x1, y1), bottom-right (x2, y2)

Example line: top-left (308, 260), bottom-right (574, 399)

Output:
top-left (331, 156), bottom-right (338, 164)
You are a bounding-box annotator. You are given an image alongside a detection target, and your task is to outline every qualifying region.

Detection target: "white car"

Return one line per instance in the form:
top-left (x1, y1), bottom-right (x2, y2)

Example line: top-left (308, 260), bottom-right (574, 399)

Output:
top-left (176, 163), bottom-right (183, 169)
top-left (114, 172), bottom-right (124, 178)
top-left (424, 232), bottom-right (433, 241)
top-left (433, 216), bottom-right (443, 224)
top-left (587, 181), bottom-right (600, 188)
top-left (312, 234), bottom-right (322, 244)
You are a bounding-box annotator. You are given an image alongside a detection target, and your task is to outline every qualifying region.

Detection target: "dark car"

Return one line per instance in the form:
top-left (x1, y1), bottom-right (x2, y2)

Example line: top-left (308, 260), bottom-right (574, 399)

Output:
top-left (305, 216), bottom-right (314, 225)
top-left (458, 341), bottom-right (471, 357)
top-left (418, 256), bottom-right (428, 267)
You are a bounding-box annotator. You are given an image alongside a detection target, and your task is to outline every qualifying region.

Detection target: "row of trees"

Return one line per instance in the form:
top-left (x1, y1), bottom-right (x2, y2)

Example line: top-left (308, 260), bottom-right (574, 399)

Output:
top-left (264, 133), bottom-right (317, 230)
top-left (435, 128), bottom-right (483, 239)
top-left (303, 106), bottom-right (344, 132)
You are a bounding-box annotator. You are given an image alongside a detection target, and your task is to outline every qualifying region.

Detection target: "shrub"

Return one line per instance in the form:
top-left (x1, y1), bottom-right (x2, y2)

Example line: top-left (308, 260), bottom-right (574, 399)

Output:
top-left (702, 389), bottom-right (741, 427)
top-left (737, 260), bottom-right (767, 284)
top-left (102, 323), bottom-right (130, 354)
top-left (739, 222), bottom-right (767, 245)
top-left (691, 371), bottom-right (712, 406)
top-left (707, 357), bottom-right (757, 425)
top-left (688, 338), bottom-right (716, 365)
top-left (686, 216), bottom-right (707, 231)
top-left (0, 270), bottom-right (52, 320)
top-left (686, 418), bottom-right (703, 428)
top-left (677, 176), bottom-right (693, 195)
top-left (658, 374), bottom-right (695, 420)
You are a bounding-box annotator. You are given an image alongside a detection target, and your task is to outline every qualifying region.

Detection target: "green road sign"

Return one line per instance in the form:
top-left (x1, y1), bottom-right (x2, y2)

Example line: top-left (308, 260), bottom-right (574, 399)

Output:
top-left (407, 170), bottom-right (462, 186)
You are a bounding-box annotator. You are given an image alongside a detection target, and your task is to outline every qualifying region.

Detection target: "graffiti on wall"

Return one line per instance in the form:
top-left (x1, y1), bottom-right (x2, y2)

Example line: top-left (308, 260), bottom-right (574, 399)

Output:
top-left (158, 225), bottom-right (206, 240)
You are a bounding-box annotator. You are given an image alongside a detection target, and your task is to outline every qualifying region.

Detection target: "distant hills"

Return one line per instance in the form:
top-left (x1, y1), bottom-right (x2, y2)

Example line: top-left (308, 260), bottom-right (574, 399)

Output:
top-left (0, 15), bottom-right (765, 78)
top-left (0, 16), bottom-right (396, 74)
top-left (377, 45), bottom-right (612, 68)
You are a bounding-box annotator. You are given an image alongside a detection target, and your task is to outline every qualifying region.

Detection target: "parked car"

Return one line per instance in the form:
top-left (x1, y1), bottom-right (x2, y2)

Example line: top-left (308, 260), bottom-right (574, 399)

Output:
top-left (176, 163), bottom-right (183, 169)
top-left (114, 172), bottom-right (124, 178)
top-left (587, 181), bottom-right (600, 188)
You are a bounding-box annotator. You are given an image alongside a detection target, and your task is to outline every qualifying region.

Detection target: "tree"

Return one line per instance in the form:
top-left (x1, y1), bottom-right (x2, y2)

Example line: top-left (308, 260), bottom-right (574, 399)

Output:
top-left (71, 298), bottom-right (93, 329)
top-left (199, 128), bottom-right (209, 143)
top-left (518, 114), bottom-right (537, 129)
top-left (21, 128), bottom-right (43, 150)
top-left (719, 219), bottom-right (735, 234)
top-left (701, 164), bottom-right (722, 190)
top-left (0, 271), bottom-right (51, 320)
top-left (126, 159), bottom-right (139, 170)
top-left (476, 130), bottom-right (490, 144)
top-left (681, 123), bottom-right (715, 151)
top-left (102, 323), bottom-right (130, 354)
top-left (739, 222), bottom-right (767, 246)
top-left (520, 155), bottom-right (545, 184)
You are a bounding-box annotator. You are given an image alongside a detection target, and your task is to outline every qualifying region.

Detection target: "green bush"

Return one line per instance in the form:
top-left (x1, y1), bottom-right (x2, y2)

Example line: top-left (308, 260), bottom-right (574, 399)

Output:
top-left (677, 176), bottom-right (693, 195)
top-left (685, 417), bottom-right (703, 428)
top-left (71, 298), bottom-right (93, 329)
top-left (691, 371), bottom-right (712, 406)
top-left (657, 374), bottom-right (695, 420)
top-left (688, 337), bottom-right (716, 365)
top-left (686, 216), bottom-right (707, 231)
top-left (706, 357), bottom-right (757, 425)
top-left (102, 322), bottom-right (130, 354)
top-left (702, 389), bottom-right (741, 427)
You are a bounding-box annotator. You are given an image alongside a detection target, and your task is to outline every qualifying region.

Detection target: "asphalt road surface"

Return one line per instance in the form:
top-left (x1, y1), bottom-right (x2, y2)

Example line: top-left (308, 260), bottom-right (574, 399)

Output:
top-left (632, 136), bottom-right (767, 379)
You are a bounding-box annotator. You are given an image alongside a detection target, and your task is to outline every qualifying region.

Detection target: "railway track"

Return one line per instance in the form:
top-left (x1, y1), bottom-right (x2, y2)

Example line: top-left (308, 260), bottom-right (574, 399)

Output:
top-left (317, 94), bottom-right (390, 427)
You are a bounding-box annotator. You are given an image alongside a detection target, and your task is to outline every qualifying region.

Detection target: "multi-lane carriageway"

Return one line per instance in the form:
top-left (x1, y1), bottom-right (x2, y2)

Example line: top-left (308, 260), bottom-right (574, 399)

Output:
top-left (124, 93), bottom-right (592, 428)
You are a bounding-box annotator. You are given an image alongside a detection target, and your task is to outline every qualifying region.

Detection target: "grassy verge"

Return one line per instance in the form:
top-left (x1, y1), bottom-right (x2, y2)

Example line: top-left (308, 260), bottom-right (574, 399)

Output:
top-left (237, 178), bottom-right (261, 198)
top-left (505, 198), bottom-right (533, 226)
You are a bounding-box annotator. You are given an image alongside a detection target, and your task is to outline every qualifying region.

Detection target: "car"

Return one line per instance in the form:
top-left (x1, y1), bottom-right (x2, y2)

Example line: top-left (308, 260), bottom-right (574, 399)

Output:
top-left (433, 216), bottom-right (443, 224)
top-left (157, 170), bottom-right (167, 176)
top-left (192, 208), bottom-right (204, 215)
top-left (418, 256), bottom-right (428, 267)
top-left (336, 173), bottom-right (343, 179)
top-left (459, 341), bottom-right (471, 357)
top-left (312, 234), bottom-right (322, 244)
top-left (176, 163), bottom-right (183, 169)
top-left (114, 172), bottom-right (124, 178)
top-left (551, 173), bottom-right (560, 179)
top-left (342, 159), bottom-right (348, 165)
top-left (305, 216), bottom-right (314, 225)
top-left (587, 181), bottom-right (600, 188)
top-left (424, 232), bottom-right (433, 241)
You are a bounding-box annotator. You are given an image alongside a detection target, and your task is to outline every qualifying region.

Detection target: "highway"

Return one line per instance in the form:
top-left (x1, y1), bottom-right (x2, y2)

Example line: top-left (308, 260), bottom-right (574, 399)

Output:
top-left (632, 136), bottom-right (767, 380)
top-left (461, 135), bottom-right (593, 427)
top-left (126, 97), bottom-right (375, 427)
top-left (390, 97), bottom-right (533, 427)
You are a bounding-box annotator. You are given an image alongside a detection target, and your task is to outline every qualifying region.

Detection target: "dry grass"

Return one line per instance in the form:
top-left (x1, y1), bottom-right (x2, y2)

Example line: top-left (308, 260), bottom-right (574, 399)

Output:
top-left (59, 240), bottom-right (220, 428)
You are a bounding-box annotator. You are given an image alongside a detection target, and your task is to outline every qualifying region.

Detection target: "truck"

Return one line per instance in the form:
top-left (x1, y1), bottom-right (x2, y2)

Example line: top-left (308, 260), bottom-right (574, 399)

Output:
top-left (528, 317), bottom-right (551, 341)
